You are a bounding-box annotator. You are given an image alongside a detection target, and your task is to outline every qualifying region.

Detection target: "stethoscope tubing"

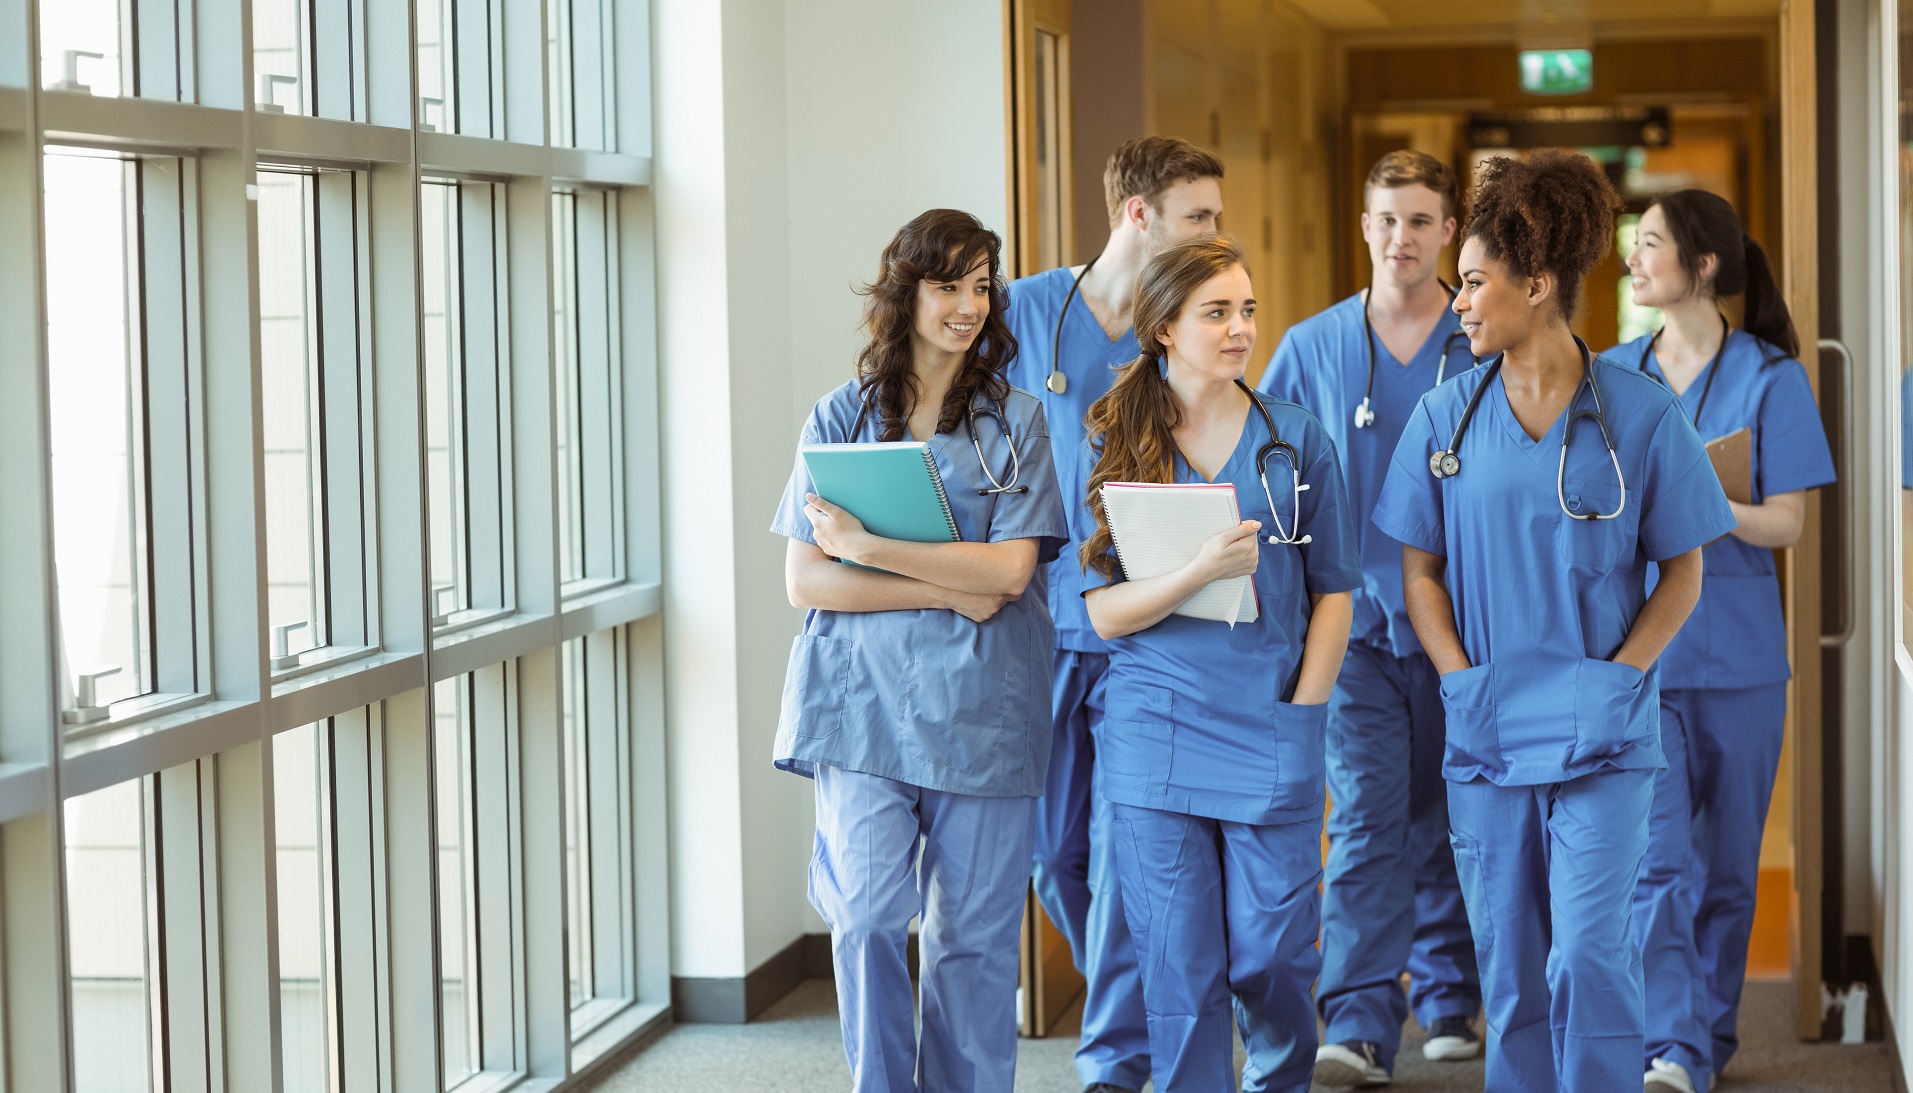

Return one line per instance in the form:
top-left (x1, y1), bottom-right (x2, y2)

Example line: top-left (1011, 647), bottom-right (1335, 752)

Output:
top-left (849, 392), bottom-right (1027, 495)
top-left (1047, 257), bottom-right (1098, 396)
top-left (1637, 315), bottom-right (1729, 430)
top-left (1355, 281), bottom-right (1477, 429)
top-left (1234, 378), bottom-right (1312, 545)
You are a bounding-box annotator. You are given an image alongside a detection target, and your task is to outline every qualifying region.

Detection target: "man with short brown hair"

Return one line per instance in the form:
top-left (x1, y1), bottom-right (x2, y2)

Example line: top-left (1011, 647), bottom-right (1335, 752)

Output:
top-left (1005, 134), bottom-right (1223, 1093)
top-left (1259, 149), bottom-right (1483, 1087)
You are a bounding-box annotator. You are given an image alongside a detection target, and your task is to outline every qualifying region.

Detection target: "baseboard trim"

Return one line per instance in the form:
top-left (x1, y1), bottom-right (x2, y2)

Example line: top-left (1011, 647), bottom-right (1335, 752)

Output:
top-left (670, 932), bottom-right (915, 1023)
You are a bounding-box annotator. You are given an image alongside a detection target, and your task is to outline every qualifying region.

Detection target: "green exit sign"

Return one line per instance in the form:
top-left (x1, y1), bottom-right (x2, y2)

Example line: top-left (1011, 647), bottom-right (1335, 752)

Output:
top-left (1519, 49), bottom-right (1593, 95)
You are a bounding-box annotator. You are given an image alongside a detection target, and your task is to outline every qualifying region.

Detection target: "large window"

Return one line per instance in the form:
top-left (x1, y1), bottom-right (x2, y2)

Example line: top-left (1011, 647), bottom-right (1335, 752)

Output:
top-left (0, 0), bottom-right (664, 1086)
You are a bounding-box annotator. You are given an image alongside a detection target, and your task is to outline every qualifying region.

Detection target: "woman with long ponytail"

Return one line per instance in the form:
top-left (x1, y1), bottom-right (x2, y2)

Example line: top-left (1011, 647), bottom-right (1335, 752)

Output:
top-left (1609, 189), bottom-right (1836, 1093)
top-left (1070, 235), bottom-right (1360, 1091)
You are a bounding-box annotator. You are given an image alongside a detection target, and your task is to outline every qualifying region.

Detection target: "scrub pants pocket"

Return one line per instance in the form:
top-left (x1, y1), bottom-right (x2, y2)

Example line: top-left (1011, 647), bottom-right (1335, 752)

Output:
top-left (1572, 658), bottom-right (1653, 764)
top-left (1438, 664), bottom-right (1498, 772)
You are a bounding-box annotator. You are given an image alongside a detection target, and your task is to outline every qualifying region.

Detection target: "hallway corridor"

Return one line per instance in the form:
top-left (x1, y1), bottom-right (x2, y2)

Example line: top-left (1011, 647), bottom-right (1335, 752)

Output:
top-left (578, 978), bottom-right (1899, 1092)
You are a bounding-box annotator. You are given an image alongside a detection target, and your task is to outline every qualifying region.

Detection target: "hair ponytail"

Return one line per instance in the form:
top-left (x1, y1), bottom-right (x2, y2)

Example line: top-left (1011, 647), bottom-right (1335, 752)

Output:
top-left (1078, 235), bottom-right (1247, 579)
top-left (1650, 190), bottom-right (1800, 359)
top-left (1737, 231), bottom-right (1800, 358)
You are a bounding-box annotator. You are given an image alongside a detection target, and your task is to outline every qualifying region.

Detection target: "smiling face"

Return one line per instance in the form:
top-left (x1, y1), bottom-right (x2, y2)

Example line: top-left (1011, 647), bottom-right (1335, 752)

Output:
top-left (1138, 175), bottom-right (1225, 259)
top-left (910, 256), bottom-right (992, 358)
top-left (1156, 264), bottom-right (1256, 381)
top-left (1453, 236), bottom-right (1550, 358)
top-left (1626, 202), bottom-right (1714, 309)
top-left (1362, 183), bottom-right (1456, 293)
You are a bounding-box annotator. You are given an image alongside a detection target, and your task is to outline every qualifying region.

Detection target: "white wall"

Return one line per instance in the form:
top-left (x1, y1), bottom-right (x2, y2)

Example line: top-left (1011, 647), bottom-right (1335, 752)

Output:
top-left (653, 0), bottom-right (1010, 980)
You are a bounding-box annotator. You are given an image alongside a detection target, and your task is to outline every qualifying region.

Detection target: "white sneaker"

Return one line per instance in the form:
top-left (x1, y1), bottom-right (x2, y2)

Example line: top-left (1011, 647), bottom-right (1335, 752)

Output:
top-left (1314, 1041), bottom-right (1390, 1086)
top-left (1422, 1015), bottom-right (1483, 1061)
top-left (1644, 1058), bottom-right (1697, 1093)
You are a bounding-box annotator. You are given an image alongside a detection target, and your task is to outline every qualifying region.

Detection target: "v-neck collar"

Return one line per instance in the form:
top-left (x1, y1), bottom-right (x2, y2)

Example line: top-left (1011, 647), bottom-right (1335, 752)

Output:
top-left (1363, 293), bottom-right (1454, 371)
top-left (1642, 328), bottom-right (1731, 423)
top-left (1066, 272), bottom-right (1132, 348)
top-left (1488, 366), bottom-right (1568, 458)
top-left (1176, 402), bottom-right (1256, 484)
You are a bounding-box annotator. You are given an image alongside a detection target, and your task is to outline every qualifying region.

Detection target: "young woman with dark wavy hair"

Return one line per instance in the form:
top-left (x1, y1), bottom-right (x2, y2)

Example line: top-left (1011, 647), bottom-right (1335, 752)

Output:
top-left (771, 208), bottom-right (1068, 1093)
top-left (1610, 190), bottom-right (1835, 1093)
top-left (1070, 234), bottom-right (1359, 1092)
top-left (1372, 152), bottom-right (1738, 1091)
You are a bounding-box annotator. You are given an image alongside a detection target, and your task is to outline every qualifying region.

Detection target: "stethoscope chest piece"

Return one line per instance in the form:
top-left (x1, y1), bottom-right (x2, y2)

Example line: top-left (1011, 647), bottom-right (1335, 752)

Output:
top-left (1430, 450), bottom-right (1460, 479)
top-left (1353, 399), bottom-right (1376, 429)
top-left (1046, 371), bottom-right (1068, 395)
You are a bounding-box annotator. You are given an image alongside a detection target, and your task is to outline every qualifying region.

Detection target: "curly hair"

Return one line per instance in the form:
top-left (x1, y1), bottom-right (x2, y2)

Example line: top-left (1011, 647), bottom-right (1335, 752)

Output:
top-left (854, 209), bottom-right (1014, 441)
top-left (1461, 150), bottom-right (1620, 319)
top-left (1079, 235), bottom-right (1248, 579)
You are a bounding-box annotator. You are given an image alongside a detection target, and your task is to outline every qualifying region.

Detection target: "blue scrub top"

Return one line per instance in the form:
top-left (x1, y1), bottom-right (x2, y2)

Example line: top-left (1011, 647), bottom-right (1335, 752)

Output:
top-left (1607, 330), bottom-right (1836, 689)
top-left (770, 378), bottom-right (1071, 798)
top-left (1373, 358), bottom-right (1737, 786)
top-left (1902, 369), bottom-right (1913, 489)
top-left (1006, 266), bottom-right (1138, 654)
top-left (1258, 292), bottom-right (1475, 658)
top-left (1069, 389), bottom-right (1362, 825)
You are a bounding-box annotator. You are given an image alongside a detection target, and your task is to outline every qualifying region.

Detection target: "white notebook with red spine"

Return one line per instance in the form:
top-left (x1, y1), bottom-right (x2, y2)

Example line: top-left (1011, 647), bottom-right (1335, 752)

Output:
top-left (1099, 482), bottom-right (1258, 627)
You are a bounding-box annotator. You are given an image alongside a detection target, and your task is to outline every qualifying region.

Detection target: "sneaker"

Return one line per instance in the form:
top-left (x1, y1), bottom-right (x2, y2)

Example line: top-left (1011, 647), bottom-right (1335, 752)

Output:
top-left (1314, 1040), bottom-right (1391, 1086)
top-left (1644, 1058), bottom-right (1697, 1093)
top-left (1082, 1086), bottom-right (1137, 1093)
top-left (1422, 1015), bottom-right (1483, 1061)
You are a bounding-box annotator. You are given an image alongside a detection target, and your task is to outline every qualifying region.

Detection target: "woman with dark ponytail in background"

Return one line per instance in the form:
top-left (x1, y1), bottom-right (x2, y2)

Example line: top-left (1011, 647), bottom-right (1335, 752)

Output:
top-left (1610, 190), bottom-right (1836, 1093)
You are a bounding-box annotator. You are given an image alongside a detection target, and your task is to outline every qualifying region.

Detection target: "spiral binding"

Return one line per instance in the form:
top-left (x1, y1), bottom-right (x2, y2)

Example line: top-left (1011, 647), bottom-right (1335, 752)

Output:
top-left (921, 448), bottom-right (963, 542)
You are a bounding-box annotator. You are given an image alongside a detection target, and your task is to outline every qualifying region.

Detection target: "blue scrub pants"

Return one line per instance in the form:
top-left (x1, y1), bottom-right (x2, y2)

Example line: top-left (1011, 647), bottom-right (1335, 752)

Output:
top-left (1673, 683), bottom-right (1790, 1078)
top-left (1110, 802), bottom-right (1323, 1093)
top-left (1320, 642), bottom-right (1479, 1067)
top-left (1632, 696), bottom-right (1713, 1090)
top-left (1031, 649), bottom-right (1150, 1089)
top-left (1448, 769), bottom-right (1654, 1093)
top-left (810, 765), bottom-right (1037, 1093)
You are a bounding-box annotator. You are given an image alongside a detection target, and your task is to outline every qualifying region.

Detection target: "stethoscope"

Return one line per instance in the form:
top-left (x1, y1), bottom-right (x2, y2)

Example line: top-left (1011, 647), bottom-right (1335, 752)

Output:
top-left (1427, 336), bottom-right (1628, 521)
top-left (1353, 282), bottom-right (1478, 429)
top-left (851, 393), bottom-right (1027, 495)
top-left (1636, 316), bottom-right (1728, 428)
top-left (1044, 257), bottom-right (1099, 395)
top-left (1229, 378), bottom-right (1312, 545)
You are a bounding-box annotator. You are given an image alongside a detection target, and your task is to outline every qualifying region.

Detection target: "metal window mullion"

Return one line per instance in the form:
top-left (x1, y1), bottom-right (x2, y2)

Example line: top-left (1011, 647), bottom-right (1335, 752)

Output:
top-left (582, 628), bottom-right (625, 1001)
top-left (614, 187), bottom-right (659, 586)
top-left (368, 160), bottom-right (429, 654)
top-left (610, 0), bottom-right (648, 157)
top-left (574, 191), bottom-right (617, 583)
top-left (455, 183), bottom-right (506, 614)
top-left (469, 663), bottom-right (519, 1073)
top-left (624, 617), bottom-right (668, 1008)
top-left (311, 0), bottom-right (362, 121)
top-left (136, 0), bottom-right (186, 103)
top-left (327, 706), bottom-right (386, 1090)
top-left (503, 174), bottom-right (551, 616)
top-left (303, 172), bottom-right (335, 651)
top-left (515, 646), bottom-right (567, 1074)
top-left (381, 686), bottom-right (440, 1090)
top-left (317, 169), bottom-right (370, 649)
top-left (154, 760), bottom-right (214, 1092)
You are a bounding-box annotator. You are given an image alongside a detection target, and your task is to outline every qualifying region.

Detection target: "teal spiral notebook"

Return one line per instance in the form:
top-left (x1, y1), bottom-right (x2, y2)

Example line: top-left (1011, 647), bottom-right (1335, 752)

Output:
top-left (800, 443), bottom-right (962, 562)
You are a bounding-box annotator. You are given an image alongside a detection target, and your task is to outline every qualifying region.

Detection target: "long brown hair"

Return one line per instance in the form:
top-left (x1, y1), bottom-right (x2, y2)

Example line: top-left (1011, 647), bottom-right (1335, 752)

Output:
top-left (1650, 189), bottom-right (1800, 358)
top-left (1079, 235), bottom-right (1248, 578)
top-left (854, 209), bottom-right (1014, 441)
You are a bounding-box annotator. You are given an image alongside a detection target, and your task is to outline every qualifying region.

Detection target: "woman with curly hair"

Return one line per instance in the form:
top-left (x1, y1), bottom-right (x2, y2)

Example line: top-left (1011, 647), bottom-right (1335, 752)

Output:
top-left (1073, 234), bottom-right (1359, 1091)
top-left (771, 209), bottom-right (1069, 1093)
top-left (1372, 151), bottom-right (1736, 1091)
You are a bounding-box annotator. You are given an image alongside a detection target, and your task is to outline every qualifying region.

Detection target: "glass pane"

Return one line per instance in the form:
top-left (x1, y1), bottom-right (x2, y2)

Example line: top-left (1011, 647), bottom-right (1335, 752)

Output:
top-left (562, 640), bottom-right (593, 1008)
top-left (422, 182), bottom-right (470, 620)
top-left (251, 0), bottom-right (310, 114)
top-left (1033, 29), bottom-right (1064, 270)
top-left (257, 171), bottom-right (329, 660)
top-left (417, 0), bottom-right (453, 132)
top-left (40, 0), bottom-right (125, 97)
top-left (276, 721), bottom-right (335, 1093)
top-left (548, 0), bottom-right (575, 147)
top-left (552, 193), bottom-right (584, 583)
top-left (1903, 2), bottom-right (1913, 638)
top-left (45, 150), bottom-right (152, 709)
top-left (66, 779), bottom-right (157, 1093)
top-left (434, 677), bottom-right (481, 1084)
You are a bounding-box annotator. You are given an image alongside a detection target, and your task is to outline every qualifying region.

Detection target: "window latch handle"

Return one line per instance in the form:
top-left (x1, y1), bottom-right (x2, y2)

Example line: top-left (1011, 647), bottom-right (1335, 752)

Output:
top-left (257, 73), bottom-right (298, 114)
top-left (420, 97), bottom-right (444, 133)
top-left (52, 50), bottom-right (105, 94)
top-left (64, 665), bottom-right (122, 725)
top-left (431, 584), bottom-right (458, 627)
top-left (271, 621), bottom-right (309, 670)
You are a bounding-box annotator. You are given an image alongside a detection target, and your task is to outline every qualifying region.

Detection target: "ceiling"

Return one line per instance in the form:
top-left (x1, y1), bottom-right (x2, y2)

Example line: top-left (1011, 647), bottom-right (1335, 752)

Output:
top-left (1277, 0), bottom-right (1781, 32)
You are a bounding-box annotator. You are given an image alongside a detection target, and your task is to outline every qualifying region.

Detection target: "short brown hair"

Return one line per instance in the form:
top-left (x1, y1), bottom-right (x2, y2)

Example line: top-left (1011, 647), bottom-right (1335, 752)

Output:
top-left (1364, 150), bottom-right (1460, 221)
top-left (1104, 136), bottom-right (1224, 227)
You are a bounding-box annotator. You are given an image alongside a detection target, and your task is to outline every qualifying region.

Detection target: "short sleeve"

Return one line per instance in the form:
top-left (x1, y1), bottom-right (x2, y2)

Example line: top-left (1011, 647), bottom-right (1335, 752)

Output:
top-left (1068, 435), bottom-right (1122, 594)
top-left (985, 401), bottom-right (1070, 563)
top-left (1638, 403), bottom-right (1738, 561)
top-left (1370, 396), bottom-right (1448, 556)
top-left (1257, 329), bottom-right (1307, 404)
top-left (1753, 360), bottom-right (1836, 497)
top-left (1296, 427), bottom-right (1361, 594)
top-left (769, 405), bottom-right (830, 545)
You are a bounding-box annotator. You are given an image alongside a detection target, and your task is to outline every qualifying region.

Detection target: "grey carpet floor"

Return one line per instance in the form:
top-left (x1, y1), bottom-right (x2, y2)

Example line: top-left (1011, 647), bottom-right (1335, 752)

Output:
top-left (579, 977), bottom-right (1897, 1092)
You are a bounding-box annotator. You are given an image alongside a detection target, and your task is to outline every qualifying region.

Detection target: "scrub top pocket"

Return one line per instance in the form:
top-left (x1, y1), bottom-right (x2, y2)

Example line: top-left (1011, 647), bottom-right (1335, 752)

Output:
top-left (1267, 699), bottom-right (1329, 812)
top-left (1439, 663), bottom-right (1499, 774)
top-left (1557, 475), bottom-right (1637, 572)
top-left (1100, 680), bottom-right (1175, 783)
top-left (779, 634), bottom-right (857, 744)
top-left (1571, 657), bottom-right (1655, 765)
